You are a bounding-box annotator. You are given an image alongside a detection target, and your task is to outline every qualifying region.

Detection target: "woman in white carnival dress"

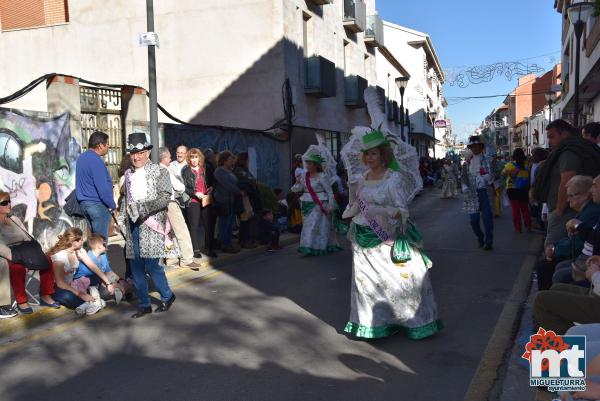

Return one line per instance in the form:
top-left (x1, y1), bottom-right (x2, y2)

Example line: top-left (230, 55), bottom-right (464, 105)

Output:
top-left (341, 129), bottom-right (443, 340)
top-left (291, 154), bottom-right (342, 256)
top-left (440, 159), bottom-right (458, 199)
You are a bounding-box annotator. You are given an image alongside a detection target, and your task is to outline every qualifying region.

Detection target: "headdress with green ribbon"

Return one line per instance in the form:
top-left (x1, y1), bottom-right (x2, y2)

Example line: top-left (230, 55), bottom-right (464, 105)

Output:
top-left (360, 129), bottom-right (400, 171)
top-left (305, 154), bottom-right (324, 164)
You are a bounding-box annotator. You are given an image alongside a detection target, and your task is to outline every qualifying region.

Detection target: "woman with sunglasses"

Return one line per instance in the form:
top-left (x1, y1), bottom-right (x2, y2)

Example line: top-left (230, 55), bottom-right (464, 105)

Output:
top-left (0, 191), bottom-right (58, 314)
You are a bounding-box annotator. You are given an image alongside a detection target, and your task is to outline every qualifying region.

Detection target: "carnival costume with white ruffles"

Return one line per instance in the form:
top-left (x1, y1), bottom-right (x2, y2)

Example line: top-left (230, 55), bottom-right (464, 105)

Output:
top-left (340, 88), bottom-right (442, 340)
top-left (291, 152), bottom-right (342, 256)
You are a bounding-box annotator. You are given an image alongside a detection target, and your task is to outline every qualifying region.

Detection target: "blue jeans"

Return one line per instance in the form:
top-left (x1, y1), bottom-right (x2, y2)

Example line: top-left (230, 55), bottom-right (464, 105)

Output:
top-left (469, 188), bottom-right (494, 246)
top-left (80, 201), bottom-right (111, 238)
top-left (129, 222), bottom-right (173, 308)
top-left (53, 287), bottom-right (84, 309)
top-left (218, 213), bottom-right (235, 246)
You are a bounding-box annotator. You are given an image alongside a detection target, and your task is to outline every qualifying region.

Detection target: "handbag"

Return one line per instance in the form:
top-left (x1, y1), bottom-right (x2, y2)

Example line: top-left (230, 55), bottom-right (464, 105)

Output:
top-left (5, 217), bottom-right (49, 270)
top-left (239, 195), bottom-right (253, 221)
top-left (201, 193), bottom-right (213, 208)
top-left (63, 189), bottom-right (85, 217)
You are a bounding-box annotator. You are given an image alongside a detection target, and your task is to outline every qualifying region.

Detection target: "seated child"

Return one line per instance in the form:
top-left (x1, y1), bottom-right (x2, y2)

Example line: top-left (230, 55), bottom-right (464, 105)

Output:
top-left (73, 234), bottom-right (131, 303)
top-left (258, 209), bottom-right (281, 251)
top-left (273, 188), bottom-right (288, 232)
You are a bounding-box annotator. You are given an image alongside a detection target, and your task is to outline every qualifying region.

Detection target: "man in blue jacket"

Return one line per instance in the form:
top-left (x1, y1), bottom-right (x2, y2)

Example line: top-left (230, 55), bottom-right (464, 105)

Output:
top-left (76, 131), bottom-right (116, 237)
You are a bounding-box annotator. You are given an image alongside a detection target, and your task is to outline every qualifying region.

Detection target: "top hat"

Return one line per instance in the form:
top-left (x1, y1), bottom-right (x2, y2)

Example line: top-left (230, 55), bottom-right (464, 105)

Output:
top-left (126, 131), bottom-right (153, 154)
top-left (467, 135), bottom-right (484, 148)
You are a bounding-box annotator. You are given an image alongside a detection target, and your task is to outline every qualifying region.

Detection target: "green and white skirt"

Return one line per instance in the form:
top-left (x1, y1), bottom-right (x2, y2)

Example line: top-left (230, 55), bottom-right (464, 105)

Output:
top-left (344, 224), bottom-right (443, 340)
top-left (298, 201), bottom-right (342, 256)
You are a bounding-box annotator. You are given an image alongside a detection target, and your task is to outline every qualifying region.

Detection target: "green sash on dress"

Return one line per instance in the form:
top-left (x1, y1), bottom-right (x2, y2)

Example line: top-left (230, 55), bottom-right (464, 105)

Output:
top-left (353, 221), bottom-right (431, 267)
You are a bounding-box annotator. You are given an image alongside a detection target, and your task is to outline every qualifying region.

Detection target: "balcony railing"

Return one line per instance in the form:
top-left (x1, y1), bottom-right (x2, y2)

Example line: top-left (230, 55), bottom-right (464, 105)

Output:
top-left (344, 75), bottom-right (368, 108)
top-left (305, 56), bottom-right (336, 98)
top-left (343, 0), bottom-right (366, 33)
top-left (364, 15), bottom-right (384, 47)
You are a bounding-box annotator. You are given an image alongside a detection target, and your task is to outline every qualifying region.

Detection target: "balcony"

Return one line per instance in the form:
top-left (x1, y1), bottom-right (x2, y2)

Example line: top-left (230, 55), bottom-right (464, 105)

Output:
top-left (310, 0), bottom-right (334, 4)
top-left (305, 56), bottom-right (336, 98)
top-left (343, 0), bottom-right (366, 33)
top-left (364, 15), bottom-right (384, 47)
top-left (344, 75), bottom-right (368, 108)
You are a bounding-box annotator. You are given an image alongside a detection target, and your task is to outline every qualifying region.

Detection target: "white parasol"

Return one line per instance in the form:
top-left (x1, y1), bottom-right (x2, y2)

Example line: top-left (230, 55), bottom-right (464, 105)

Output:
top-left (340, 87), bottom-right (423, 202)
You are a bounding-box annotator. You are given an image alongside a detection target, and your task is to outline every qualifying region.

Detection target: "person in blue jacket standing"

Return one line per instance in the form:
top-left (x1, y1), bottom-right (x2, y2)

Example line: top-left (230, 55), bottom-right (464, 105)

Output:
top-left (76, 131), bottom-right (116, 238)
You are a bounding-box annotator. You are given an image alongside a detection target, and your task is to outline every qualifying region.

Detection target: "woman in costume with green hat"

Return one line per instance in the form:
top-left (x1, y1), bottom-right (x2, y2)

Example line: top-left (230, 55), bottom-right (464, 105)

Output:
top-left (340, 129), bottom-right (442, 340)
top-left (290, 151), bottom-right (342, 256)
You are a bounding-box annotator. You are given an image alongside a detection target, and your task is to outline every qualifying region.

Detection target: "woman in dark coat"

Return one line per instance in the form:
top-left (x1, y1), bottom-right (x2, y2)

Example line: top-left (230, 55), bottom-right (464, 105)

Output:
top-left (213, 151), bottom-right (243, 254)
top-left (181, 148), bottom-right (213, 258)
top-left (233, 152), bottom-right (262, 249)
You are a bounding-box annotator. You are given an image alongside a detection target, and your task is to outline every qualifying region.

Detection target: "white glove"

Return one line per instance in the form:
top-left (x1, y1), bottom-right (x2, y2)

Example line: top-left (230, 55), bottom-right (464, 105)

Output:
top-left (342, 203), bottom-right (359, 219)
top-left (195, 192), bottom-right (205, 199)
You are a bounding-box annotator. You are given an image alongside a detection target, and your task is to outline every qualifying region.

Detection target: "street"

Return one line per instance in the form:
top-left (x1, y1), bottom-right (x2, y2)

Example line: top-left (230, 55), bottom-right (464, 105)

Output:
top-left (0, 188), bottom-right (540, 401)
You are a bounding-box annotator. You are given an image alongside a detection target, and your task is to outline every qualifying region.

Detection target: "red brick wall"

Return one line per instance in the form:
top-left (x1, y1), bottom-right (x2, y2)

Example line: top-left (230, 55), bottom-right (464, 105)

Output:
top-left (0, 0), bottom-right (67, 31)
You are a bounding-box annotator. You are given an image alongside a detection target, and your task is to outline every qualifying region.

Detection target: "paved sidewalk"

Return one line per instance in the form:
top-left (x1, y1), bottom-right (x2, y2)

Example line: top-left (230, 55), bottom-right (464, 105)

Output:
top-left (0, 233), bottom-right (300, 339)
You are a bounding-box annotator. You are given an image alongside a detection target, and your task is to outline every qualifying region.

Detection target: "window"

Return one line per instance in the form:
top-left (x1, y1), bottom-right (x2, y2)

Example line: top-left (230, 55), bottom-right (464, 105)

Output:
top-left (0, 0), bottom-right (68, 31)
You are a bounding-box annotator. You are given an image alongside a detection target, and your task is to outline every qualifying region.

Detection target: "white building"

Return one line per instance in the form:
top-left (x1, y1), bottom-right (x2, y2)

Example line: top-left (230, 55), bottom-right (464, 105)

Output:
top-left (381, 21), bottom-right (446, 158)
top-left (554, 0), bottom-right (600, 125)
top-left (0, 0), bottom-right (401, 185)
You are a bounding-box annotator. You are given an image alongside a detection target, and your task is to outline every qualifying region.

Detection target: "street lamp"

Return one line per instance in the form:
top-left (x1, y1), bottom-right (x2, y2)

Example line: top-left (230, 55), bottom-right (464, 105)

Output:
top-left (567, 0), bottom-right (595, 128)
top-left (395, 76), bottom-right (409, 142)
top-left (545, 91), bottom-right (557, 122)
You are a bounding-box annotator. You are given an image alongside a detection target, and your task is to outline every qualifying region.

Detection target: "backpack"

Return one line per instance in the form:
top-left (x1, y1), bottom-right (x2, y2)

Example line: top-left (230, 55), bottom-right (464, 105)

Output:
top-left (512, 164), bottom-right (529, 190)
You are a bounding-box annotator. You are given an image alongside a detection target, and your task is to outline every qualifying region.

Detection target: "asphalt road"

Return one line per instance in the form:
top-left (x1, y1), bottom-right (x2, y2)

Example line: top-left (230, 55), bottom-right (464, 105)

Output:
top-left (0, 188), bottom-right (540, 401)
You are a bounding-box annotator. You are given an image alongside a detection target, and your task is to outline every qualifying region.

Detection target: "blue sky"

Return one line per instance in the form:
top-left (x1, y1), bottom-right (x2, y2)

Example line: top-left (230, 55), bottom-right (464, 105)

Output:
top-left (376, 0), bottom-right (562, 142)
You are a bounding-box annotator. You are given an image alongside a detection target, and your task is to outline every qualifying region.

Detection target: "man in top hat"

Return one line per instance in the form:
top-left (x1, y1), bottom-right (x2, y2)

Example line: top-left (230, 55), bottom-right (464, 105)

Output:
top-left (461, 135), bottom-right (494, 250)
top-left (116, 132), bottom-right (177, 318)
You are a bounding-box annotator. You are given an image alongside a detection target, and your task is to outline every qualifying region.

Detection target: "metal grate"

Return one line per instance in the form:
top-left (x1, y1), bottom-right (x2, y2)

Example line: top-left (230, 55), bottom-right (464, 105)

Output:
top-left (79, 86), bottom-right (123, 183)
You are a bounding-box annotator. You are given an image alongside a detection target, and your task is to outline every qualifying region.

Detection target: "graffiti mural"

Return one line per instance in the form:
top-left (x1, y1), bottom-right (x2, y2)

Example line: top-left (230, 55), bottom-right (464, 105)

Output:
top-left (0, 108), bottom-right (84, 250)
top-left (159, 123), bottom-right (283, 188)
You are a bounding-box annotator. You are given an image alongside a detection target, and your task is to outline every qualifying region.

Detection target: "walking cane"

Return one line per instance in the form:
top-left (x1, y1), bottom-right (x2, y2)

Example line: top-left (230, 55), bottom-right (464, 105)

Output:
top-left (110, 212), bottom-right (127, 240)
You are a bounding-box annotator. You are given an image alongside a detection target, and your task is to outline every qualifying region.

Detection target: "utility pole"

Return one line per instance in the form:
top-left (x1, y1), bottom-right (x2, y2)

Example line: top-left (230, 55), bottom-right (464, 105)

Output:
top-left (146, 0), bottom-right (159, 162)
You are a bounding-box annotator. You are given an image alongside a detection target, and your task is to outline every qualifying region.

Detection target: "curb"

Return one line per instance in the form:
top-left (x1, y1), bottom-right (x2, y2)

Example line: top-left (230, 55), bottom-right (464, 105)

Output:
top-left (0, 234), bottom-right (300, 340)
top-left (463, 237), bottom-right (542, 401)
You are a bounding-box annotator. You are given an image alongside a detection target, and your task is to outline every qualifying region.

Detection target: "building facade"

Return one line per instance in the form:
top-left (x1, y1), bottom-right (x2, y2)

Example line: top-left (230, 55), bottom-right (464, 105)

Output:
top-left (555, 0), bottom-right (600, 125)
top-left (381, 21), bottom-right (446, 158)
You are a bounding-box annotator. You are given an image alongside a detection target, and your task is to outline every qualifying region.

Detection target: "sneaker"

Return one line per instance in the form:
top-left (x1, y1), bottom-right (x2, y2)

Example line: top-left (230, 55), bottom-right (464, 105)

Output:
top-left (75, 302), bottom-right (90, 316)
top-left (114, 288), bottom-right (123, 305)
top-left (89, 286), bottom-right (100, 301)
top-left (165, 258), bottom-right (179, 267)
top-left (86, 302), bottom-right (102, 315)
top-left (182, 261), bottom-right (202, 271)
top-left (0, 305), bottom-right (17, 319)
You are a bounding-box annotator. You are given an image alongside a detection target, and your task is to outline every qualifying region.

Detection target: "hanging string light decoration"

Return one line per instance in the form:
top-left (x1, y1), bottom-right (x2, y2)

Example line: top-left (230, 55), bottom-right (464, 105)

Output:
top-left (446, 61), bottom-right (546, 88)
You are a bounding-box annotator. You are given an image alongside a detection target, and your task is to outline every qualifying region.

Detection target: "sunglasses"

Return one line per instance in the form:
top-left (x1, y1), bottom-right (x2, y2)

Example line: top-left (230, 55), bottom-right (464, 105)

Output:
top-left (0, 199), bottom-right (11, 206)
